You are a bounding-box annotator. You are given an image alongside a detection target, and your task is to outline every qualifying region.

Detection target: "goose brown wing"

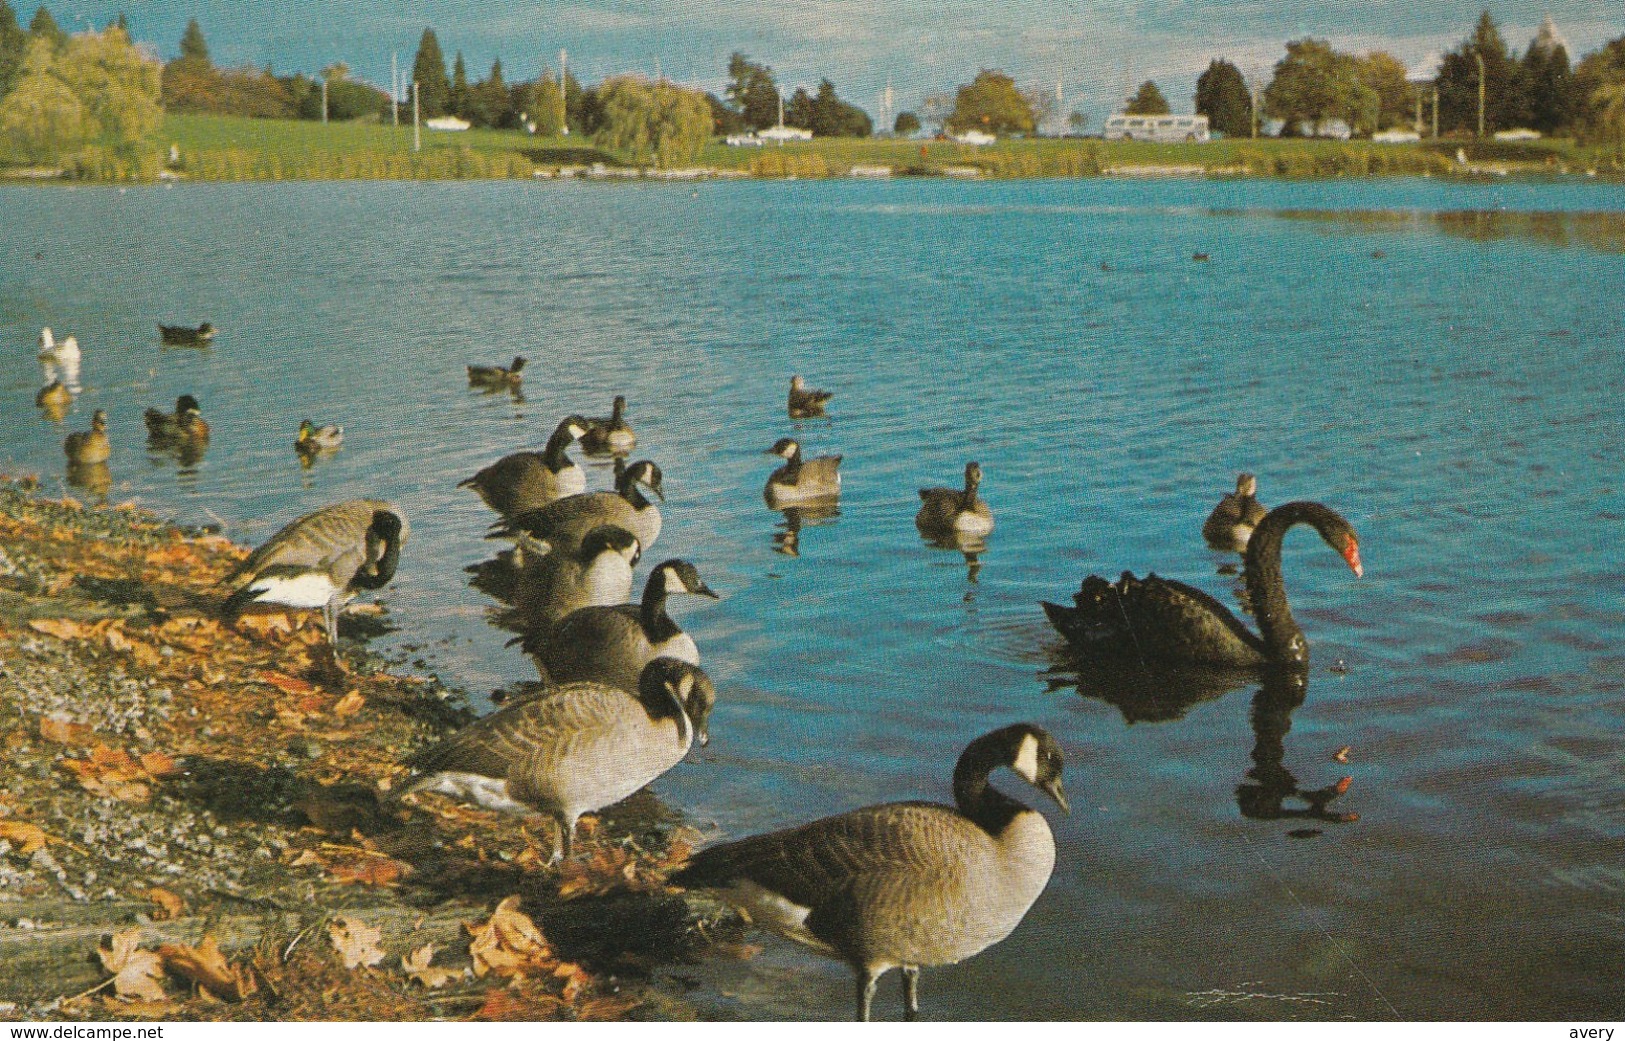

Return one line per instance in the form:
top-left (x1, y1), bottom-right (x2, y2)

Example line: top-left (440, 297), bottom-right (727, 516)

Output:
top-left (672, 801), bottom-right (969, 905)
top-left (226, 500), bottom-right (383, 590)
top-left (404, 682), bottom-right (631, 779)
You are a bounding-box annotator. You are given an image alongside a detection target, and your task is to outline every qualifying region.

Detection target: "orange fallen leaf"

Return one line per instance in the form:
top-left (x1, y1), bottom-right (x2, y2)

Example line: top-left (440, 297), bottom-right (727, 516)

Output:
top-left (326, 915), bottom-right (385, 970)
top-left (325, 855), bottom-right (412, 887)
top-left (39, 716), bottom-right (94, 745)
top-left (29, 618), bottom-right (91, 641)
top-left (104, 627), bottom-right (133, 653)
top-left (554, 961), bottom-right (590, 1002)
top-left (471, 988), bottom-right (565, 1021)
top-left (258, 671), bottom-right (316, 697)
top-left (97, 929), bottom-right (167, 1003)
top-left (145, 887), bottom-right (185, 921)
top-left (332, 690), bottom-right (365, 717)
top-left (156, 934), bottom-right (256, 1002)
top-left (466, 895), bottom-right (552, 979)
top-left (401, 944), bottom-right (464, 989)
top-left (0, 820), bottom-right (49, 855)
top-left (1333, 746), bottom-right (1351, 763)
top-left (139, 751), bottom-right (181, 778)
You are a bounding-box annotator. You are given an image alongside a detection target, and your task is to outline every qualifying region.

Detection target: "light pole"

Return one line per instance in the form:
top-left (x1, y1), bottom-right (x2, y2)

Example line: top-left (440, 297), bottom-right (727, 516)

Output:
top-left (412, 81), bottom-right (421, 152)
top-left (1475, 51), bottom-right (1486, 138)
top-left (321, 78), bottom-right (328, 124)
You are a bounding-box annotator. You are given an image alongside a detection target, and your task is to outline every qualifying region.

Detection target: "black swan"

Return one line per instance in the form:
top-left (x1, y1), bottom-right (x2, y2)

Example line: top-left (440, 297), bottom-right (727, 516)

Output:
top-left (1043, 501), bottom-right (1361, 669)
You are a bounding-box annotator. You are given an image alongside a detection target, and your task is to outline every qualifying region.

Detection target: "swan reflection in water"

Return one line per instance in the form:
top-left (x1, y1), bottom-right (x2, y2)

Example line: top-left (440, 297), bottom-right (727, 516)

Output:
top-left (1047, 656), bottom-right (1356, 828)
top-left (770, 503), bottom-right (839, 557)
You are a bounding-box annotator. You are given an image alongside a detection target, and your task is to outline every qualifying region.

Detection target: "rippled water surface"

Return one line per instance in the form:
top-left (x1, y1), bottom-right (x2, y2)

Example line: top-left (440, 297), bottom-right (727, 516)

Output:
top-left (3, 176), bottom-right (1623, 1020)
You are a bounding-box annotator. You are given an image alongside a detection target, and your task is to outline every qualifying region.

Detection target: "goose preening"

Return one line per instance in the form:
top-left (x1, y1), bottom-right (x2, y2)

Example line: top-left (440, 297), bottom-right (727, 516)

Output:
top-left (63, 410), bottom-right (111, 465)
top-left (143, 394), bottom-right (210, 444)
top-left (1201, 472), bottom-right (1267, 551)
top-left (458, 415), bottom-right (589, 517)
top-left (467, 355), bottom-right (526, 389)
top-left (491, 458), bottom-right (663, 556)
top-left (296, 419), bottom-right (344, 456)
top-left (916, 461), bottom-right (994, 541)
top-left (221, 500), bottom-right (408, 650)
top-left (1043, 501), bottom-right (1362, 670)
top-left (509, 523), bottom-right (642, 629)
top-left (400, 658), bottom-right (714, 861)
top-left (158, 322), bottom-right (216, 346)
top-left (788, 374), bottom-right (834, 419)
top-left (519, 558), bottom-right (717, 691)
top-left (670, 723), bottom-right (1069, 1022)
top-left (764, 438), bottom-right (841, 508)
top-left (579, 395), bottom-right (637, 455)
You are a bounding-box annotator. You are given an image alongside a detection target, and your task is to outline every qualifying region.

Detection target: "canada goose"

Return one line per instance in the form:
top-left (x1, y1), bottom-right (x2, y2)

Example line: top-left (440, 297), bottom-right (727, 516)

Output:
top-left (579, 395), bottom-right (637, 455)
top-left (1201, 472), bottom-right (1268, 551)
top-left (459, 415), bottom-right (589, 517)
top-left (788, 374), bottom-right (833, 418)
top-left (509, 523), bottom-right (642, 629)
top-left (520, 558), bottom-right (717, 690)
top-left (158, 322), bottom-right (215, 346)
top-left (221, 500), bottom-right (408, 650)
top-left (764, 438), bottom-right (841, 508)
top-left (467, 355), bottom-right (526, 389)
top-left (916, 461), bottom-right (994, 540)
top-left (143, 394), bottom-right (210, 443)
top-left (400, 658), bottom-right (714, 861)
top-left (63, 410), bottom-right (111, 465)
top-left (35, 381), bottom-right (71, 409)
top-left (491, 459), bottom-right (664, 556)
top-left (296, 419), bottom-right (345, 455)
top-left (670, 723), bottom-right (1069, 1022)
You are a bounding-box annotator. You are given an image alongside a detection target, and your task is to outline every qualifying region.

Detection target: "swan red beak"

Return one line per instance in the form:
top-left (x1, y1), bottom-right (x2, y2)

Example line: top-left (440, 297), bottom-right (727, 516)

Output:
top-left (1343, 540), bottom-right (1363, 578)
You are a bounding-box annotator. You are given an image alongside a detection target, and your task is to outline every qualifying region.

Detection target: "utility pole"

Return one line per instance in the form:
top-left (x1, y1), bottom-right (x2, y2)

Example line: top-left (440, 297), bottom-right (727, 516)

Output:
top-left (321, 78), bottom-right (328, 124)
top-left (413, 81), bottom-right (421, 152)
top-left (1476, 51), bottom-right (1486, 137)
top-left (1433, 84), bottom-right (1440, 138)
top-left (560, 49), bottom-right (568, 135)
top-left (391, 52), bottom-right (399, 126)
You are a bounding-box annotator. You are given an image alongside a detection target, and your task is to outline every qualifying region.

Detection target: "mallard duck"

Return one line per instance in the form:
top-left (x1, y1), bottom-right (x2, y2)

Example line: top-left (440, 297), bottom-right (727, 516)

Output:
top-left (580, 395), bottom-right (636, 455)
top-left (467, 356), bottom-right (526, 389)
top-left (296, 419), bottom-right (344, 455)
top-left (64, 410), bottom-right (111, 465)
top-left (144, 394), bottom-right (210, 443)
top-left (764, 437), bottom-right (841, 508)
top-left (671, 723), bottom-right (1069, 1022)
top-left (158, 322), bottom-right (215, 346)
top-left (1201, 472), bottom-right (1268, 551)
top-left (788, 374), bottom-right (834, 418)
top-left (916, 461), bottom-right (994, 540)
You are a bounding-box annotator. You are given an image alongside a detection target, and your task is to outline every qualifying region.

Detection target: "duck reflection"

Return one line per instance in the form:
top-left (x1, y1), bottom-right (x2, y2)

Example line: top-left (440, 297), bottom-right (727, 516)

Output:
top-left (771, 503), bottom-right (839, 557)
top-left (66, 461), bottom-right (111, 502)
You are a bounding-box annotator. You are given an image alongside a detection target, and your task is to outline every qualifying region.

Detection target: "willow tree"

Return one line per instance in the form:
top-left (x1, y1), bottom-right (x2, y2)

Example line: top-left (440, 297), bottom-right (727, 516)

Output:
top-left (593, 75), bottom-right (711, 167)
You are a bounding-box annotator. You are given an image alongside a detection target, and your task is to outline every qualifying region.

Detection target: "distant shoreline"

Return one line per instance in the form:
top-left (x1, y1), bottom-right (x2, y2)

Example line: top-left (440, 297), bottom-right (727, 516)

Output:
top-left (3, 113), bottom-right (1621, 186)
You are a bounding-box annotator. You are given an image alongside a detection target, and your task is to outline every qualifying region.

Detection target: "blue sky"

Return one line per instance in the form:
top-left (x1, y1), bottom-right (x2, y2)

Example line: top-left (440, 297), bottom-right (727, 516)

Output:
top-left (52, 1), bottom-right (1624, 125)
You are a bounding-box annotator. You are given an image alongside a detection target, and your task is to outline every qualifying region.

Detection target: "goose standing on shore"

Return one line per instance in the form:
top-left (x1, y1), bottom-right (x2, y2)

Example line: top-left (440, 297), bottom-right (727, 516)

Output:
top-left (788, 374), bottom-right (833, 419)
top-left (521, 559), bottom-right (716, 690)
top-left (64, 410), bottom-right (111, 465)
top-left (916, 461), bottom-right (994, 541)
top-left (492, 459), bottom-right (663, 556)
top-left (221, 500), bottom-right (408, 651)
top-left (467, 356), bottom-right (526, 390)
top-left (459, 415), bottom-right (589, 517)
top-left (764, 438), bottom-right (841, 508)
top-left (1202, 473), bottom-right (1268, 551)
top-left (399, 658), bottom-right (715, 862)
top-left (580, 395), bottom-right (637, 455)
top-left (670, 723), bottom-right (1069, 1022)
top-left (1043, 501), bottom-right (1361, 670)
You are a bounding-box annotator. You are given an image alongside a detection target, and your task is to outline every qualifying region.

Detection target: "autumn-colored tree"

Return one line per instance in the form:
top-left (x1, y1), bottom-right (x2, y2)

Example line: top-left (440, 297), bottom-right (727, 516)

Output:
top-left (947, 70), bottom-right (1034, 135)
top-left (1124, 80), bottom-right (1170, 115)
top-left (0, 37), bottom-right (87, 158)
top-left (0, 25), bottom-right (159, 159)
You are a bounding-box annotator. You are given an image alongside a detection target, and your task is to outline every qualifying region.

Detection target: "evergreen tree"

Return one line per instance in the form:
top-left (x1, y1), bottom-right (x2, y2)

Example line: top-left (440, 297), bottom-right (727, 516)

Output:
top-left (1436, 10), bottom-right (1518, 134)
top-left (409, 27), bottom-right (450, 117)
top-left (178, 17), bottom-right (208, 64)
top-left (26, 5), bottom-right (63, 50)
top-left (468, 58), bottom-right (512, 128)
top-left (1125, 80), bottom-right (1170, 115)
top-left (808, 78), bottom-right (871, 137)
top-left (112, 12), bottom-right (126, 33)
top-left (783, 85), bottom-right (812, 128)
top-left (1518, 19), bottom-right (1573, 134)
top-left (0, 0), bottom-right (27, 97)
top-left (450, 51), bottom-right (469, 118)
top-left (725, 52), bottom-right (779, 130)
top-left (1571, 33), bottom-right (1625, 144)
top-left (1195, 59), bottom-right (1251, 137)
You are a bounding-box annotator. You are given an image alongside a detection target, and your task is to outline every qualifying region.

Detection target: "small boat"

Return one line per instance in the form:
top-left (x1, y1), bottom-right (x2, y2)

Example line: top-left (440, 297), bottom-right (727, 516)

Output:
top-left (159, 322), bottom-right (216, 346)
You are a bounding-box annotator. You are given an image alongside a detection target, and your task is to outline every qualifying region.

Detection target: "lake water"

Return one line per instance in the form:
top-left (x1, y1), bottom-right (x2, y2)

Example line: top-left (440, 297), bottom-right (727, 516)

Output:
top-left (3, 175), bottom-right (1623, 1021)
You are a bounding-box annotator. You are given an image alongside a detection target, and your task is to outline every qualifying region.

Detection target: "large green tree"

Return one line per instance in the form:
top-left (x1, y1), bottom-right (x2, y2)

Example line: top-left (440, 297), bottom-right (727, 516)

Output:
top-left (1195, 60), bottom-right (1250, 137)
top-left (893, 110), bottom-right (920, 136)
top-left (0, 25), bottom-right (159, 159)
top-left (409, 27), bottom-right (450, 118)
top-left (467, 58), bottom-right (512, 128)
top-left (947, 69), bottom-right (1033, 135)
top-left (1125, 80), bottom-right (1170, 115)
top-left (1360, 51), bottom-right (1414, 131)
top-left (1436, 11), bottom-right (1519, 134)
top-left (1264, 37), bottom-right (1377, 136)
top-left (1573, 34), bottom-right (1625, 144)
top-left (783, 84), bottom-right (812, 128)
top-left (178, 17), bottom-right (208, 63)
top-left (725, 52), bottom-right (779, 130)
top-left (0, 0), bottom-right (27, 98)
top-left (449, 51), bottom-right (469, 118)
top-left (1517, 20), bottom-right (1573, 134)
top-left (26, 5), bottom-right (62, 50)
top-left (593, 74), bottom-right (710, 167)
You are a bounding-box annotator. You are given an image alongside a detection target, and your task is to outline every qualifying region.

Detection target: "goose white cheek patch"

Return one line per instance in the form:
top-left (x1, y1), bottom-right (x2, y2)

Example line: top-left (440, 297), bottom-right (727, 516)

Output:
top-left (1013, 734), bottom-right (1040, 784)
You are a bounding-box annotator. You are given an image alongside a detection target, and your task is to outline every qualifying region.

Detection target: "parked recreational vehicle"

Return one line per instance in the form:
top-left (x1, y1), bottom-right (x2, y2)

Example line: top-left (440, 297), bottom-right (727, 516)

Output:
top-left (1103, 114), bottom-right (1210, 142)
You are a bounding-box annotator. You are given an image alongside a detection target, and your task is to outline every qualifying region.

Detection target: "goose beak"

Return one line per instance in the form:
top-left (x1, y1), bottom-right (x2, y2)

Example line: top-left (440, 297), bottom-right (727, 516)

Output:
top-left (1043, 778), bottom-right (1070, 814)
top-left (694, 581), bottom-right (719, 600)
top-left (695, 724), bottom-right (710, 748)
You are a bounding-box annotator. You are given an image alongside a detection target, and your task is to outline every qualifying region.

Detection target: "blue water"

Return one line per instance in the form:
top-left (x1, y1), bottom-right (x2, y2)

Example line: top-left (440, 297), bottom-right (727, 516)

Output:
top-left (3, 175), bottom-right (1623, 1020)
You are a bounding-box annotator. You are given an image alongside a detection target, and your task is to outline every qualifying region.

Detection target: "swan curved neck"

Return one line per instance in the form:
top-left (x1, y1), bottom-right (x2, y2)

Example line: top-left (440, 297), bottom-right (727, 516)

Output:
top-left (952, 739), bottom-right (1027, 834)
top-left (1242, 501), bottom-right (1339, 666)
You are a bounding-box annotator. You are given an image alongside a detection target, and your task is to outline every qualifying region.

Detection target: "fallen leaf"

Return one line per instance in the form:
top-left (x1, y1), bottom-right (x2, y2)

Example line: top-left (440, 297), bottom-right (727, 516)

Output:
top-left (104, 627), bottom-right (133, 653)
top-left (39, 716), bottom-right (94, 745)
top-left (144, 887), bottom-right (185, 921)
top-left (471, 988), bottom-right (565, 1021)
top-left (325, 855), bottom-right (411, 887)
top-left (554, 961), bottom-right (590, 1002)
top-left (326, 915), bottom-right (385, 970)
top-left (466, 896), bottom-right (552, 979)
top-left (156, 934), bottom-right (256, 1002)
top-left (139, 751), bottom-right (181, 778)
top-left (332, 690), bottom-right (365, 717)
top-left (401, 944), bottom-right (464, 989)
top-left (97, 930), bottom-right (168, 1003)
top-left (576, 995), bottom-right (643, 1020)
top-left (258, 671), bottom-right (316, 697)
top-left (29, 618), bottom-right (90, 641)
top-left (0, 821), bottom-right (48, 855)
